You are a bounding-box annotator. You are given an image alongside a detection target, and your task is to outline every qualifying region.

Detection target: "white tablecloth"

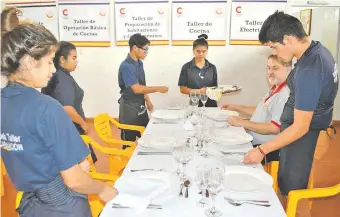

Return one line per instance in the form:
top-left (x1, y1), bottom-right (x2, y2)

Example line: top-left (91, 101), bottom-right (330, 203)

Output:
top-left (100, 109), bottom-right (287, 217)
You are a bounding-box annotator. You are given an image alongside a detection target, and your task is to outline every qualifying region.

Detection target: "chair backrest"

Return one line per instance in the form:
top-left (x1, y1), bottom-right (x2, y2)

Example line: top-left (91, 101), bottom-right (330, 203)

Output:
top-left (1, 159), bottom-right (6, 197)
top-left (94, 113), bottom-right (113, 139)
top-left (81, 135), bottom-right (97, 173)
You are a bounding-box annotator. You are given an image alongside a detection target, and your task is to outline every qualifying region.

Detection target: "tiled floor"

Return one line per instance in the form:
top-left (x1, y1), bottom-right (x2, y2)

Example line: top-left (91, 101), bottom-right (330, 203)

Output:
top-left (1, 121), bottom-right (340, 217)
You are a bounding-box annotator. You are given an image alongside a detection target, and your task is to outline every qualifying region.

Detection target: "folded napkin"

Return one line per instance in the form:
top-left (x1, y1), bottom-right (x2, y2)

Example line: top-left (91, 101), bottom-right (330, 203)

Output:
top-left (206, 87), bottom-right (223, 101)
top-left (107, 172), bottom-right (171, 212)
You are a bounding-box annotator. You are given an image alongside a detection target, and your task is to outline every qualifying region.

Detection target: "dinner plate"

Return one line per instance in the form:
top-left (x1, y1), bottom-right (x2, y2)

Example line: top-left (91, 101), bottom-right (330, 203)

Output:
top-left (212, 131), bottom-right (253, 146)
top-left (152, 109), bottom-right (184, 120)
top-left (138, 136), bottom-right (176, 149)
top-left (223, 166), bottom-right (273, 193)
top-left (204, 109), bottom-right (239, 121)
top-left (219, 85), bottom-right (242, 94)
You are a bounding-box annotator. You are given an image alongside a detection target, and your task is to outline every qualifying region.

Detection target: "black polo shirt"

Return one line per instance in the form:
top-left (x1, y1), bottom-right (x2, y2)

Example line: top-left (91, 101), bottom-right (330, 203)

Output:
top-left (278, 41), bottom-right (339, 196)
top-left (42, 68), bottom-right (85, 133)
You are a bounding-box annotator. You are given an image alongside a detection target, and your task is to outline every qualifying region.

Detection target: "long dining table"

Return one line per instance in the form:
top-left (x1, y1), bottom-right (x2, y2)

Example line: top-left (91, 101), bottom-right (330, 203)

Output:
top-left (100, 108), bottom-right (287, 217)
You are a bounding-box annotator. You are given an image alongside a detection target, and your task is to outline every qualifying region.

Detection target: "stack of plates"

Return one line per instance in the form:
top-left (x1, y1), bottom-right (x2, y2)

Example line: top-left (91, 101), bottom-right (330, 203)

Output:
top-left (152, 109), bottom-right (184, 121)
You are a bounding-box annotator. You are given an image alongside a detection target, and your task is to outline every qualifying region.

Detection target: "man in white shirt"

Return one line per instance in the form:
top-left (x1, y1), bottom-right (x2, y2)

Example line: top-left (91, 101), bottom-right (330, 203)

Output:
top-left (221, 55), bottom-right (292, 163)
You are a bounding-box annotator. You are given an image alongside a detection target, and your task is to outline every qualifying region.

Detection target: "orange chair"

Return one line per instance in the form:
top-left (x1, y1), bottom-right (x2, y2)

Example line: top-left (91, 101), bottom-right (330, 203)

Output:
top-left (94, 113), bottom-right (145, 147)
top-left (286, 183), bottom-right (340, 217)
top-left (82, 135), bottom-right (133, 176)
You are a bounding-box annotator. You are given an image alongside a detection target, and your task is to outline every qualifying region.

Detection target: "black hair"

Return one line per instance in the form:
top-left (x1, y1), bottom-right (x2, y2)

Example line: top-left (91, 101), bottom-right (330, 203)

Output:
top-left (259, 11), bottom-right (307, 44)
top-left (128, 33), bottom-right (150, 51)
top-left (1, 6), bottom-right (22, 36)
top-left (193, 34), bottom-right (209, 49)
top-left (1, 23), bottom-right (58, 77)
top-left (53, 41), bottom-right (76, 69)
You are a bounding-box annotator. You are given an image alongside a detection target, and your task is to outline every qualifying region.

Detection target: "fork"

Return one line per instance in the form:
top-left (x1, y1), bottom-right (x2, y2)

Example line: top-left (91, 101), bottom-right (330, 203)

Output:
top-left (130, 168), bottom-right (166, 172)
top-left (225, 197), bottom-right (270, 207)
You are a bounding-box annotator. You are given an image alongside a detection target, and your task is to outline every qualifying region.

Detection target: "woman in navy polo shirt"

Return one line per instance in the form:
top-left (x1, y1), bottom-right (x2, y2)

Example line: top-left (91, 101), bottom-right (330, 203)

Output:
top-left (178, 34), bottom-right (218, 107)
top-left (41, 41), bottom-right (97, 163)
top-left (1, 24), bottom-right (117, 216)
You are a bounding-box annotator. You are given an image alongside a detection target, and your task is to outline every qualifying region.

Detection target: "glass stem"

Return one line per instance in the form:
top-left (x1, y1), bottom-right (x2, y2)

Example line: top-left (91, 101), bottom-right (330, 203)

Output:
top-left (210, 193), bottom-right (216, 213)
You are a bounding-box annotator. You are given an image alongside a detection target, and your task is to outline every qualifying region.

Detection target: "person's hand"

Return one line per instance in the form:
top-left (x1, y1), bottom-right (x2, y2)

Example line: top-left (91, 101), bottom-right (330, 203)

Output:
top-left (81, 122), bottom-right (89, 134)
top-left (243, 147), bottom-right (264, 164)
top-left (146, 100), bottom-right (154, 112)
top-left (158, 86), bottom-right (169, 93)
top-left (227, 116), bottom-right (246, 127)
top-left (79, 159), bottom-right (90, 172)
top-left (99, 185), bottom-right (118, 203)
top-left (221, 104), bottom-right (235, 110)
top-left (200, 88), bottom-right (207, 94)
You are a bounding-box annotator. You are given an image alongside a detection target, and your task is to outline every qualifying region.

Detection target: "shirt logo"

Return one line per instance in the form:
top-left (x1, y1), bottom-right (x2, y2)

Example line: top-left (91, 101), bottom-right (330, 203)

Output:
top-left (333, 64), bottom-right (338, 83)
top-left (1, 133), bottom-right (24, 152)
top-left (138, 105), bottom-right (147, 116)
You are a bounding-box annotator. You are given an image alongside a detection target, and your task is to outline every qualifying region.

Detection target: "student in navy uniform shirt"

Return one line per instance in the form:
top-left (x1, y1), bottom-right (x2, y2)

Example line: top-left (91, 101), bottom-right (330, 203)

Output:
top-left (243, 11), bottom-right (339, 217)
top-left (41, 41), bottom-right (97, 163)
top-left (178, 34), bottom-right (218, 107)
top-left (1, 24), bottom-right (117, 217)
top-left (118, 33), bottom-right (169, 141)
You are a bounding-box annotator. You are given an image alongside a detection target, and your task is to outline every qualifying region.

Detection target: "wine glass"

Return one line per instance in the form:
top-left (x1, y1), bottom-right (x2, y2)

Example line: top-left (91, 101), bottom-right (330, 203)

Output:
top-left (205, 164), bottom-right (225, 217)
top-left (190, 90), bottom-right (200, 107)
top-left (174, 139), bottom-right (194, 181)
top-left (200, 93), bottom-right (208, 110)
top-left (195, 164), bottom-right (210, 207)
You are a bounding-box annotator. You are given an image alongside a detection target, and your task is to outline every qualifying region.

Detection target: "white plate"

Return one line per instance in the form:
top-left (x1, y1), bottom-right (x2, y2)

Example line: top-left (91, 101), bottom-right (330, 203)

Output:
top-left (219, 85), bottom-right (242, 94)
top-left (152, 110), bottom-right (184, 120)
top-left (212, 131), bottom-right (253, 146)
top-left (138, 136), bottom-right (176, 149)
top-left (204, 109), bottom-right (239, 121)
top-left (119, 171), bottom-right (181, 199)
top-left (223, 166), bottom-right (273, 193)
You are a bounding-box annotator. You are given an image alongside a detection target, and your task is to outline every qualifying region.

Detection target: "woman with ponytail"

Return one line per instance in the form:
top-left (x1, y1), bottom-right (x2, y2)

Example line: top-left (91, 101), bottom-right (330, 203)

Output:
top-left (178, 34), bottom-right (219, 107)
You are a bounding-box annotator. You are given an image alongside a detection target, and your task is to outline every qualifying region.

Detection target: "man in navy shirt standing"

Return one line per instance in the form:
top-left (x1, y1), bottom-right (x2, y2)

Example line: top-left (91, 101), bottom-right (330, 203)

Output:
top-left (118, 33), bottom-right (169, 141)
top-left (243, 11), bottom-right (339, 217)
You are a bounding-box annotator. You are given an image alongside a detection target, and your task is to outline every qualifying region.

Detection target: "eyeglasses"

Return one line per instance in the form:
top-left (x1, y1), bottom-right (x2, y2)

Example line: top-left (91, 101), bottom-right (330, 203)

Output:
top-left (136, 46), bottom-right (149, 53)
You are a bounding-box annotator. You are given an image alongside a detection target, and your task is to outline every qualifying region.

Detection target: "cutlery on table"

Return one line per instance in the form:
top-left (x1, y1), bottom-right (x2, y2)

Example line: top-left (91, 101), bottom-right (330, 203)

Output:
top-left (219, 151), bottom-right (247, 155)
top-left (130, 168), bottom-right (165, 172)
top-left (224, 197), bottom-right (270, 207)
top-left (184, 180), bottom-right (191, 198)
top-left (137, 152), bottom-right (172, 155)
top-left (112, 203), bottom-right (162, 209)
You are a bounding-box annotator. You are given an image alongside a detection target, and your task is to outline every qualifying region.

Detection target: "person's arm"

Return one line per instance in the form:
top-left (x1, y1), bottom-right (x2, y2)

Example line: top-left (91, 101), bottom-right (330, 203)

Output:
top-left (244, 69), bottom-right (322, 164)
top-left (178, 64), bottom-right (205, 95)
top-left (52, 78), bottom-right (88, 131)
top-left (121, 64), bottom-right (168, 95)
top-left (222, 104), bottom-right (256, 117)
top-left (63, 106), bottom-right (87, 129)
top-left (243, 121), bottom-right (280, 135)
top-left (41, 102), bottom-right (117, 202)
top-left (130, 84), bottom-right (168, 94)
top-left (61, 164), bottom-right (117, 202)
top-left (144, 94), bottom-right (154, 112)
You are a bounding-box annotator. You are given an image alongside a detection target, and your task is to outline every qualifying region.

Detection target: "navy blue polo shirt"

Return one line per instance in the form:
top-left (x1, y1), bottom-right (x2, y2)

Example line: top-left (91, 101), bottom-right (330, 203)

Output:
top-left (281, 41), bottom-right (339, 130)
top-left (178, 59), bottom-right (218, 89)
top-left (41, 68), bottom-right (85, 132)
top-left (118, 54), bottom-right (146, 89)
top-left (1, 84), bottom-right (89, 192)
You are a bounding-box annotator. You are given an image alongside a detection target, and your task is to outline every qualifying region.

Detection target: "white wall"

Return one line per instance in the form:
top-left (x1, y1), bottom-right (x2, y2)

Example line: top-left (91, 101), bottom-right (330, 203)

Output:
top-left (74, 45), bottom-right (271, 117)
top-left (2, 0), bottom-right (339, 120)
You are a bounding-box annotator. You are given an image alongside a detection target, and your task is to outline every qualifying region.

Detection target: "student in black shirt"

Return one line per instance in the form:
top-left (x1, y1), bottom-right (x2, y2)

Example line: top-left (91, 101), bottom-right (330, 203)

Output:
top-left (243, 11), bottom-right (339, 217)
top-left (178, 34), bottom-right (218, 107)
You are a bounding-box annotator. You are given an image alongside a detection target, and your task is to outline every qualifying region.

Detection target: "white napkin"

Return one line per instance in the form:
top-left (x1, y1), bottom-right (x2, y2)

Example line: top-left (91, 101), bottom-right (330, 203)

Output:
top-left (107, 172), bottom-right (171, 212)
top-left (206, 88), bottom-right (222, 101)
